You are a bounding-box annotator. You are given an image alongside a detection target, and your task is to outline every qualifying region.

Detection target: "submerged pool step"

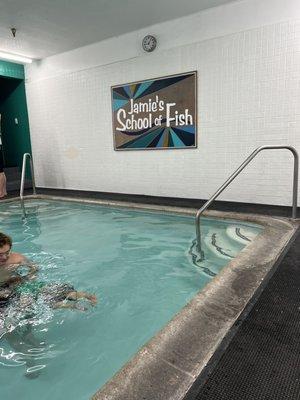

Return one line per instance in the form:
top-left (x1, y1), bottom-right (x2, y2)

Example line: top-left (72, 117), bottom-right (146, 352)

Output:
top-left (225, 225), bottom-right (257, 245)
top-left (203, 229), bottom-right (240, 260)
top-left (189, 227), bottom-right (248, 269)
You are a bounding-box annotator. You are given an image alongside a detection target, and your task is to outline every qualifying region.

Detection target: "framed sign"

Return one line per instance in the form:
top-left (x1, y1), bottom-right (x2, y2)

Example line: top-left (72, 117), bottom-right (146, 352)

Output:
top-left (111, 71), bottom-right (197, 150)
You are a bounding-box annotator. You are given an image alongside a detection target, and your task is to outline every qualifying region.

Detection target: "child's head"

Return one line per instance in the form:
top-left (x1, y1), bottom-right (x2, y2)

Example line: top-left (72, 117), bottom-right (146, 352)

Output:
top-left (0, 233), bottom-right (12, 266)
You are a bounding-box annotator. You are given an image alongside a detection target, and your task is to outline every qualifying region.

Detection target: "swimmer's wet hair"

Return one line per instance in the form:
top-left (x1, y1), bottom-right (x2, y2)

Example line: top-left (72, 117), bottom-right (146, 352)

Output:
top-left (0, 232), bottom-right (12, 248)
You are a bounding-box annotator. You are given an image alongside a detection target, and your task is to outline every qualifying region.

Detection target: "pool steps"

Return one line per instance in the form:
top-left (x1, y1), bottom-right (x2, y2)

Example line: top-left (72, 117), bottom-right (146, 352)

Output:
top-left (189, 224), bottom-right (259, 276)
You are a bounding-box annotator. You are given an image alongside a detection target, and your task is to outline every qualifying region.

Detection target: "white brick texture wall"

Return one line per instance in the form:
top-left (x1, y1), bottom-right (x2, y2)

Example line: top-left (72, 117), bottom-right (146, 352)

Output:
top-left (25, 2), bottom-right (300, 206)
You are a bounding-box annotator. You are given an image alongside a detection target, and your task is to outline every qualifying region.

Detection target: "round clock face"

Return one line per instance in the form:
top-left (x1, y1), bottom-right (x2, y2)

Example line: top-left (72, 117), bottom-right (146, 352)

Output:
top-left (142, 35), bottom-right (157, 52)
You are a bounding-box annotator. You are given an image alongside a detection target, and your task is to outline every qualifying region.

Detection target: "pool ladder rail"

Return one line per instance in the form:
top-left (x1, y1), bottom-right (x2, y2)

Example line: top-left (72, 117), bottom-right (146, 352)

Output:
top-left (20, 153), bottom-right (36, 218)
top-left (19, 148), bottom-right (298, 242)
top-left (195, 145), bottom-right (299, 260)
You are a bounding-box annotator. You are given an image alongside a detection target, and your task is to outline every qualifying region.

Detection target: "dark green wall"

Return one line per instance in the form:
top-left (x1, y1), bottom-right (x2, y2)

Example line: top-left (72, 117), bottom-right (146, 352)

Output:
top-left (0, 61), bottom-right (32, 169)
top-left (0, 60), bottom-right (25, 80)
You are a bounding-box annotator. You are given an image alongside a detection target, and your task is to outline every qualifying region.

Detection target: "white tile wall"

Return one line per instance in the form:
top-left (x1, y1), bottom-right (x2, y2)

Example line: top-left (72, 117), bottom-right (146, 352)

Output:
top-left (25, 1), bottom-right (300, 206)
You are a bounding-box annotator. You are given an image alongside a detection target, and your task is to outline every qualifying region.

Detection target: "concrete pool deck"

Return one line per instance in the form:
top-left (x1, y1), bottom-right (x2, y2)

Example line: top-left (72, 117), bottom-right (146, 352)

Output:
top-left (1, 193), bottom-right (298, 400)
top-left (190, 227), bottom-right (300, 400)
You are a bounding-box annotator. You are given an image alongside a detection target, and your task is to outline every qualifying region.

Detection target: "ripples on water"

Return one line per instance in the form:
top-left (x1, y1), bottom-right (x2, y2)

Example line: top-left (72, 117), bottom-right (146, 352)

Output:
top-left (0, 200), bottom-right (261, 399)
top-left (0, 248), bottom-right (68, 376)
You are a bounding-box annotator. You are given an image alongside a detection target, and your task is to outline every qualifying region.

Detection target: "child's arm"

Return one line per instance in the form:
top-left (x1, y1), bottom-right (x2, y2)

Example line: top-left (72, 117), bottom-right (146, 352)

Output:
top-left (66, 291), bottom-right (97, 305)
top-left (53, 301), bottom-right (87, 311)
top-left (26, 264), bottom-right (38, 279)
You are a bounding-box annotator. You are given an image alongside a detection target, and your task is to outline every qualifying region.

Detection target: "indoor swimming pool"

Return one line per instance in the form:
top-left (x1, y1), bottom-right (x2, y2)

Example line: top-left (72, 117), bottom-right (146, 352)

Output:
top-left (0, 199), bottom-right (262, 399)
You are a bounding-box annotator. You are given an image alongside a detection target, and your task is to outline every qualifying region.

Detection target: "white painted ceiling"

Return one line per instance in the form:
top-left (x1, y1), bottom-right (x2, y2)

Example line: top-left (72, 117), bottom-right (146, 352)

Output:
top-left (0, 0), bottom-right (235, 59)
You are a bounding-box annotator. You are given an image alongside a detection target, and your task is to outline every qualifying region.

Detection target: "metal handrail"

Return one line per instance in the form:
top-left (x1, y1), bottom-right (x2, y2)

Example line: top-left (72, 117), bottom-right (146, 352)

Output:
top-left (20, 153), bottom-right (36, 218)
top-left (195, 145), bottom-right (299, 258)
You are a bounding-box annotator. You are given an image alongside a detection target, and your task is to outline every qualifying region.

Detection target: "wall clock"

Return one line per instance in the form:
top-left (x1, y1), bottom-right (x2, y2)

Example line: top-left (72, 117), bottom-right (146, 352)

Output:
top-left (142, 35), bottom-right (157, 52)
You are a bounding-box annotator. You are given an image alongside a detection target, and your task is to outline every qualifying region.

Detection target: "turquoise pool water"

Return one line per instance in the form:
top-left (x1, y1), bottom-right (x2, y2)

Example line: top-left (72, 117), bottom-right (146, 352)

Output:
top-left (0, 200), bottom-right (261, 399)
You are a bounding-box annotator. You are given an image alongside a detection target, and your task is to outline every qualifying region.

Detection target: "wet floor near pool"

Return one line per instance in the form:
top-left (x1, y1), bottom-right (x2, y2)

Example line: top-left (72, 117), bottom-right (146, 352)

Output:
top-left (186, 228), bottom-right (300, 400)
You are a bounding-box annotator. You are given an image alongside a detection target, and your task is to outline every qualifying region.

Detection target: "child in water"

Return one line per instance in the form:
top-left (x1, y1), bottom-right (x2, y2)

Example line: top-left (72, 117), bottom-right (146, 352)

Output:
top-left (14, 278), bottom-right (97, 310)
top-left (0, 232), bottom-right (97, 312)
top-left (0, 232), bottom-right (97, 379)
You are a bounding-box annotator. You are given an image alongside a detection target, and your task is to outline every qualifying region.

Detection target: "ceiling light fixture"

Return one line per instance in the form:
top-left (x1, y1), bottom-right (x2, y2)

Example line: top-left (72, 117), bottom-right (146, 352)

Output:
top-left (0, 51), bottom-right (33, 64)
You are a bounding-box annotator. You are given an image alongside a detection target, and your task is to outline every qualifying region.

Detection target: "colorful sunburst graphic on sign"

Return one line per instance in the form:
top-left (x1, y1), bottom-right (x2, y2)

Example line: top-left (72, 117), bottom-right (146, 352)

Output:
top-left (112, 72), bottom-right (197, 149)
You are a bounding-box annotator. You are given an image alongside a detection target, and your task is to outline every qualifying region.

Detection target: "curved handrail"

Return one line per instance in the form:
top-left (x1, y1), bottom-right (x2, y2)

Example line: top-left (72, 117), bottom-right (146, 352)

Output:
top-left (20, 153), bottom-right (36, 218)
top-left (195, 145), bottom-right (299, 258)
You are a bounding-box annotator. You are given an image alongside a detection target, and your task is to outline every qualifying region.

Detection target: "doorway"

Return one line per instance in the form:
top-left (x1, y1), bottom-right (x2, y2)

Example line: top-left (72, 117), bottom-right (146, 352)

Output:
top-left (0, 71), bottom-right (32, 190)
